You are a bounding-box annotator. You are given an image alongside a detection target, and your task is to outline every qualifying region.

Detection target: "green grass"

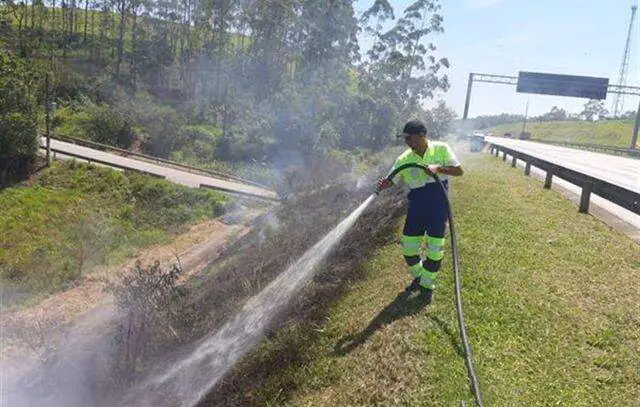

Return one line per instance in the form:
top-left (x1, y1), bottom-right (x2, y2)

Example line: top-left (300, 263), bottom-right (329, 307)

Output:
top-left (0, 160), bottom-right (229, 301)
top-left (492, 120), bottom-right (636, 148)
top-left (213, 152), bottom-right (640, 406)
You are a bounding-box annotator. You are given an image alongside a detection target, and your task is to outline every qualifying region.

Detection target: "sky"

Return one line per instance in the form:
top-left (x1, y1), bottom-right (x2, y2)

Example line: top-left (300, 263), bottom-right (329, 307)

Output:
top-left (355, 0), bottom-right (640, 118)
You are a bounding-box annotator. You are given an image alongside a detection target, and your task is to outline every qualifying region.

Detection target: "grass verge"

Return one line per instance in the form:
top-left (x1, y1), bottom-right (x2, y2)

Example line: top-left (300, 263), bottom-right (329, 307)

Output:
top-left (0, 160), bottom-right (228, 303)
top-left (492, 120), bottom-right (636, 148)
top-left (204, 152), bottom-right (640, 406)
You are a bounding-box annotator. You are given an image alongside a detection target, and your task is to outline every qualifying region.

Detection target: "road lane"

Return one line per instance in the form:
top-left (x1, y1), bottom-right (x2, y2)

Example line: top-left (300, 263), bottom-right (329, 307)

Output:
top-left (41, 138), bottom-right (278, 201)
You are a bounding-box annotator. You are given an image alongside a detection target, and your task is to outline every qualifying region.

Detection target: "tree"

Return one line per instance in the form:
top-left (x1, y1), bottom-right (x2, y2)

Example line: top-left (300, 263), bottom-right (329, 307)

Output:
top-left (538, 105), bottom-right (567, 122)
top-left (581, 99), bottom-right (608, 121)
top-left (0, 53), bottom-right (40, 185)
top-left (424, 100), bottom-right (456, 139)
top-left (620, 110), bottom-right (636, 120)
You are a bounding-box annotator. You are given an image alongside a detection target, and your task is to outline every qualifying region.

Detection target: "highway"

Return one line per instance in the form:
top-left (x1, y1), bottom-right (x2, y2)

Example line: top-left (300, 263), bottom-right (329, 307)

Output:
top-left (485, 137), bottom-right (639, 193)
top-left (41, 137), bottom-right (279, 201)
top-left (485, 136), bottom-right (640, 237)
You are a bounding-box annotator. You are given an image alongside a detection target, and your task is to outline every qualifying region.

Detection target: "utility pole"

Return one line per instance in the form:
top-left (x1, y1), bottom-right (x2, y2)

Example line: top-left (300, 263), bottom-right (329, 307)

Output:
top-left (521, 99), bottom-right (530, 137)
top-left (632, 98), bottom-right (640, 149)
top-left (463, 73), bottom-right (474, 120)
top-left (45, 74), bottom-right (51, 166)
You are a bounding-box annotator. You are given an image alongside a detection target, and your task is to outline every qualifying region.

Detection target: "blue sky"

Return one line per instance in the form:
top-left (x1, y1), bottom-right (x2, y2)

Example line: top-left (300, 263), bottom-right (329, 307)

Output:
top-left (355, 0), bottom-right (640, 117)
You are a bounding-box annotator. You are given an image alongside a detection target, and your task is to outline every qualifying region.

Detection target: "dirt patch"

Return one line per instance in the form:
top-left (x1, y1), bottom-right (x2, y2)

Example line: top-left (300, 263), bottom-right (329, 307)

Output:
top-left (0, 206), bottom-right (264, 363)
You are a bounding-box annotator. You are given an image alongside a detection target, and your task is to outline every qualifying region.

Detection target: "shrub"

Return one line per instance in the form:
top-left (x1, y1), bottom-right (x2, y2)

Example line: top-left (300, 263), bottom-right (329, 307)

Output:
top-left (105, 260), bottom-right (189, 374)
top-left (0, 53), bottom-right (39, 185)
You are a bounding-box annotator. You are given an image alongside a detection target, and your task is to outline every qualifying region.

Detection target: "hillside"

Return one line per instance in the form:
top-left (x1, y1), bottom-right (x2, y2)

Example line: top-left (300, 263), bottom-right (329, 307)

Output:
top-left (491, 120), bottom-right (636, 148)
top-left (0, 160), bottom-right (228, 304)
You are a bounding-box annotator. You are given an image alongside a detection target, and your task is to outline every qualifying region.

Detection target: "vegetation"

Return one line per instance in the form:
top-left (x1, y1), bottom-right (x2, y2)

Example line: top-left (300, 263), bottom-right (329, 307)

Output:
top-left (1, 0), bottom-right (456, 185)
top-left (463, 99), bottom-right (636, 144)
top-left (0, 160), bottom-right (228, 300)
top-left (0, 53), bottom-right (41, 185)
top-left (492, 120), bottom-right (636, 148)
top-left (202, 152), bottom-right (640, 406)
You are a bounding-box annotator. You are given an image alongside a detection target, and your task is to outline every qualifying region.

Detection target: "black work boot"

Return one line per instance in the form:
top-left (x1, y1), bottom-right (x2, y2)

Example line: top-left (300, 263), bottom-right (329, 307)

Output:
top-left (406, 277), bottom-right (421, 292)
top-left (417, 286), bottom-right (433, 303)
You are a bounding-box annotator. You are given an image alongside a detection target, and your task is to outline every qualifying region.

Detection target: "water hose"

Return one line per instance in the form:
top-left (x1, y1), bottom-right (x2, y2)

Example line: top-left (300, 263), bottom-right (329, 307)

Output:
top-left (377, 163), bottom-right (485, 407)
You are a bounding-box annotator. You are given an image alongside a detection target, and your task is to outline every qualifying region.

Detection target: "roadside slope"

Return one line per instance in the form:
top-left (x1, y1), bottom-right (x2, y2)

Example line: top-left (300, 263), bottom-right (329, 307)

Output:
top-left (204, 153), bottom-right (640, 406)
top-left (492, 120), bottom-right (636, 148)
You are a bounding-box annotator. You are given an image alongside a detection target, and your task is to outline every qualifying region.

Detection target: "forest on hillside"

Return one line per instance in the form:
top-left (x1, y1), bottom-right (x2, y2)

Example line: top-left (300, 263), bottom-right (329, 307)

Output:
top-left (0, 0), bottom-right (456, 185)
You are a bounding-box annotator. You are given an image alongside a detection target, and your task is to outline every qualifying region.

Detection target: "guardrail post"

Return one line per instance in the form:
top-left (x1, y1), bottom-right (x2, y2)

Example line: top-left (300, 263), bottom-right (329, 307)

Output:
top-left (544, 171), bottom-right (553, 189)
top-left (524, 162), bottom-right (531, 176)
top-left (511, 156), bottom-right (517, 167)
top-left (502, 151), bottom-right (508, 161)
top-left (579, 182), bottom-right (593, 213)
top-left (495, 148), bottom-right (499, 157)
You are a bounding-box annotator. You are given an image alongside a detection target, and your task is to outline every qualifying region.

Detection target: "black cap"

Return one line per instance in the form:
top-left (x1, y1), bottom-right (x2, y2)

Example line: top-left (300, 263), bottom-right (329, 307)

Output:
top-left (396, 119), bottom-right (427, 138)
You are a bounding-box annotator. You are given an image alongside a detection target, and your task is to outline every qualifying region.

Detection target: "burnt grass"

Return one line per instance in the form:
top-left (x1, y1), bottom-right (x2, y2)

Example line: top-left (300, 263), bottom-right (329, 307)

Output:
top-left (107, 160), bottom-right (408, 405)
top-left (183, 176), bottom-right (407, 406)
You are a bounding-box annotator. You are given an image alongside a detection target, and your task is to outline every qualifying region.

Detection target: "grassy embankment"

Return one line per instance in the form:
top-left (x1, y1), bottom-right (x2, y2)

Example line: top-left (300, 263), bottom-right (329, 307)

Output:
top-left (492, 120), bottom-right (636, 148)
top-left (0, 160), bottom-right (228, 304)
top-left (206, 152), bottom-right (640, 406)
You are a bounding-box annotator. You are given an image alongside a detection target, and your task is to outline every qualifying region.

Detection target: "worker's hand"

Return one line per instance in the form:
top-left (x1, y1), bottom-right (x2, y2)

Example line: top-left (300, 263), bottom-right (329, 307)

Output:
top-left (377, 178), bottom-right (393, 191)
top-left (425, 165), bottom-right (441, 175)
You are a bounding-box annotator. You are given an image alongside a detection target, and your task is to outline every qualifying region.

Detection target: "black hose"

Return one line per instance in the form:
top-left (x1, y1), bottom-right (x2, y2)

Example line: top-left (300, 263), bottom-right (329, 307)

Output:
top-left (380, 163), bottom-right (484, 407)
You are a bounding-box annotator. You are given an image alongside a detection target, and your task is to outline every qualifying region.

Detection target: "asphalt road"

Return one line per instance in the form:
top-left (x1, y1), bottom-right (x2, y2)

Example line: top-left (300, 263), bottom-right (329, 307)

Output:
top-left (41, 138), bottom-right (278, 201)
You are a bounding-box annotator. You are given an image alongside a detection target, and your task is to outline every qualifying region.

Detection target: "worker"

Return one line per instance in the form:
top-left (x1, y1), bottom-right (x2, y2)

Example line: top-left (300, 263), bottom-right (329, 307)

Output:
top-left (377, 119), bottom-right (464, 296)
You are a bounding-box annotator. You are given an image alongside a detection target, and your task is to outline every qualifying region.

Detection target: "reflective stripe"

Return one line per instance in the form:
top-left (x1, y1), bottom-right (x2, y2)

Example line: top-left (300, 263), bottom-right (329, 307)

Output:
top-left (427, 250), bottom-right (444, 261)
top-left (419, 267), bottom-right (437, 289)
top-left (426, 236), bottom-right (445, 260)
top-left (409, 262), bottom-right (422, 278)
top-left (403, 242), bottom-right (421, 249)
top-left (420, 275), bottom-right (435, 290)
top-left (402, 235), bottom-right (422, 256)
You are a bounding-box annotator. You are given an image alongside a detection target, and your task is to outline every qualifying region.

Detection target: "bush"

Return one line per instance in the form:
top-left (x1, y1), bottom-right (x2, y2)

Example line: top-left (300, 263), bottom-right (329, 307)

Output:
top-left (0, 53), bottom-right (39, 185)
top-left (173, 125), bottom-right (223, 162)
top-left (105, 260), bottom-right (189, 374)
top-left (54, 97), bottom-right (135, 148)
top-left (126, 97), bottom-right (184, 158)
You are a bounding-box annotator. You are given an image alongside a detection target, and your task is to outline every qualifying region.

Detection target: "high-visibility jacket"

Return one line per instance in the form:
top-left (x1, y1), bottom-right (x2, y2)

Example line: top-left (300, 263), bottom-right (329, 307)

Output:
top-left (388, 141), bottom-right (460, 190)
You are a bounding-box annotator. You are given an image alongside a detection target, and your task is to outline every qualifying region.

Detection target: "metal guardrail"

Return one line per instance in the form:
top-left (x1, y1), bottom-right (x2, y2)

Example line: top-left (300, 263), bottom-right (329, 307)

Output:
top-left (43, 134), bottom-right (271, 189)
top-left (487, 143), bottom-right (640, 215)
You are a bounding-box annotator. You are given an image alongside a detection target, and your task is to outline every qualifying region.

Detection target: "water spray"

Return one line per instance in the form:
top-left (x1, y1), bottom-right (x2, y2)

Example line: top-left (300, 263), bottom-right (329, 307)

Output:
top-left (376, 163), bottom-right (485, 407)
top-left (118, 162), bottom-right (482, 407)
top-left (121, 194), bottom-right (378, 407)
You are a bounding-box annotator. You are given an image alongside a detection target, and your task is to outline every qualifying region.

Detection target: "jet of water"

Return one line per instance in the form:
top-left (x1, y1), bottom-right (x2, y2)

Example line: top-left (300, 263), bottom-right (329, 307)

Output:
top-left (123, 194), bottom-right (377, 407)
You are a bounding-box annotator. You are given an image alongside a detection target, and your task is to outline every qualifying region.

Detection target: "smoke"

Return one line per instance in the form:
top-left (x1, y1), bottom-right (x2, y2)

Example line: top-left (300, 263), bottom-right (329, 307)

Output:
top-left (2, 305), bottom-right (119, 407)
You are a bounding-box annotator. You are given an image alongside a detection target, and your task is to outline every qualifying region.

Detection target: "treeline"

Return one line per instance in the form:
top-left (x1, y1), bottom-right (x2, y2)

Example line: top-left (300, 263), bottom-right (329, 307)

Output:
top-left (465, 101), bottom-right (637, 131)
top-left (0, 0), bottom-right (453, 185)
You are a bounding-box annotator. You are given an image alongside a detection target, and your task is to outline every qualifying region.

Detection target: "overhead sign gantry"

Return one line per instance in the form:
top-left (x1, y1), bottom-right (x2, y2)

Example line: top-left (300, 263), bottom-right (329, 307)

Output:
top-left (462, 71), bottom-right (640, 149)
